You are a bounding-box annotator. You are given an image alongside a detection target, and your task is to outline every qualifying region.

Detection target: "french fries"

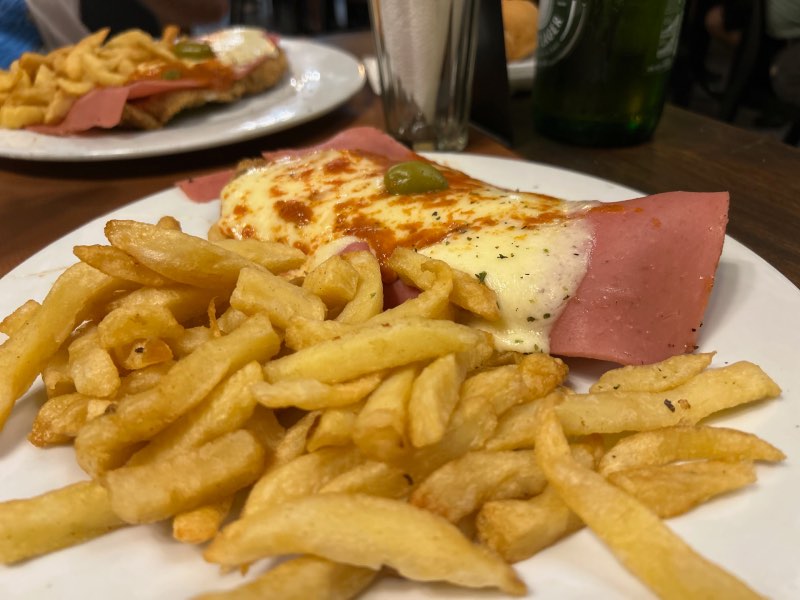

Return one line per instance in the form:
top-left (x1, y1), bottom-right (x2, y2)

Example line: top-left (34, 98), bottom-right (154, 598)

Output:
top-left (204, 493), bottom-right (526, 595)
top-left (0, 27), bottom-right (181, 129)
top-left (533, 394), bottom-right (764, 599)
top-left (0, 216), bottom-right (787, 599)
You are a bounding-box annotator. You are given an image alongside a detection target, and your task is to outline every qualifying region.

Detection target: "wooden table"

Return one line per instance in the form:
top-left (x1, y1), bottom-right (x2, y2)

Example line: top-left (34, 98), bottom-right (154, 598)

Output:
top-left (1, 31), bottom-right (798, 290)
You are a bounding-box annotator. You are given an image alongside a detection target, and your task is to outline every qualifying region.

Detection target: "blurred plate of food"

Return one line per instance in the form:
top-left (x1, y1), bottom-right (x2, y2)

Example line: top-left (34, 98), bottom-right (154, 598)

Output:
top-left (0, 35), bottom-right (365, 161)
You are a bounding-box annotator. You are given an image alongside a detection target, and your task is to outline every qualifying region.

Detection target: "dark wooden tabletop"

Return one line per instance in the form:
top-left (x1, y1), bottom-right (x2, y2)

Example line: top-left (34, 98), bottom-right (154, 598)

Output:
top-left (0, 30), bottom-right (798, 290)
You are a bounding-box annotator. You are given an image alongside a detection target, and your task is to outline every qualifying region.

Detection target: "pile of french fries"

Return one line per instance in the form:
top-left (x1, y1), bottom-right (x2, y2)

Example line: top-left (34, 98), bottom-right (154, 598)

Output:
top-left (0, 27), bottom-right (179, 129)
top-left (0, 216), bottom-right (785, 598)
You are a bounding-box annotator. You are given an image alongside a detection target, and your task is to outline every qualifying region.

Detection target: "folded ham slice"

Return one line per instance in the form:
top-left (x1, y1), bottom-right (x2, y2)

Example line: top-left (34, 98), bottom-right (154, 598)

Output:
top-left (182, 127), bottom-right (728, 365)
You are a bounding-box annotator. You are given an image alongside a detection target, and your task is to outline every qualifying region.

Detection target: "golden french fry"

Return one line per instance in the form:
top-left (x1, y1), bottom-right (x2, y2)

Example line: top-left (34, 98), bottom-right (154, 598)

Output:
top-left (41, 345), bottom-right (76, 398)
top-left (485, 390), bottom-right (558, 451)
top-left (230, 266), bottom-right (326, 329)
top-left (0, 299), bottom-right (40, 337)
top-left (0, 481), bottom-right (124, 564)
top-left (97, 303), bottom-right (184, 349)
top-left (389, 247), bottom-right (500, 321)
top-left (105, 285), bottom-right (217, 323)
top-left (75, 314), bottom-right (280, 477)
top-left (265, 317), bottom-right (488, 384)
top-left (169, 326), bottom-right (214, 358)
top-left (195, 556), bottom-right (377, 600)
top-left (56, 77), bottom-right (94, 96)
top-left (283, 316), bottom-right (354, 350)
top-left (80, 51), bottom-right (128, 86)
top-left (29, 392), bottom-right (97, 447)
top-left (475, 443), bottom-right (601, 563)
top-left (104, 429), bottom-right (266, 524)
top-left (116, 360), bottom-right (173, 395)
top-left (450, 264), bottom-right (501, 321)
top-left (0, 104), bottom-right (45, 128)
top-left (117, 338), bottom-right (173, 371)
top-left (353, 366), bottom-right (416, 462)
top-left (67, 326), bottom-right (120, 398)
top-left (243, 405), bottom-right (285, 453)
top-left (335, 251), bottom-right (383, 324)
top-left (556, 362), bottom-right (782, 436)
top-left (408, 353), bottom-right (467, 448)
top-left (411, 450), bottom-right (546, 523)
top-left (0, 263), bottom-right (127, 429)
top-left (155, 215), bottom-right (182, 231)
top-left (598, 425), bottom-right (785, 475)
top-left (251, 374), bottom-right (381, 411)
top-left (272, 411), bottom-right (320, 467)
top-left (534, 395), bottom-right (763, 599)
top-left (44, 89), bottom-right (77, 124)
top-left (74, 244), bottom-right (170, 287)
top-left (302, 254), bottom-right (359, 313)
top-left (477, 485), bottom-right (584, 564)
top-left (172, 497), bottom-right (234, 545)
top-left (607, 460), bottom-right (757, 518)
top-left (590, 352), bottom-right (716, 393)
top-left (319, 460), bottom-right (412, 499)
top-left (213, 238), bottom-right (307, 274)
top-left (384, 248), bottom-right (453, 322)
top-left (104, 220), bottom-right (264, 291)
top-left (205, 493), bottom-right (526, 595)
top-left (305, 402), bottom-right (364, 452)
top-left (216, 306), bottom-right (248, 334)
top-left (242, 446), bottom-right (362, 518)
top-left (127, 361), bottom-right (264, 466)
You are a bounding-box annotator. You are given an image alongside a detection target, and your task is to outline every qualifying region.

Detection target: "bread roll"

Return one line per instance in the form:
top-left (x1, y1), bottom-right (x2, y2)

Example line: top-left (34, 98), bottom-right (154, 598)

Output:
top-left (502, 0), bottom-right (539, 61)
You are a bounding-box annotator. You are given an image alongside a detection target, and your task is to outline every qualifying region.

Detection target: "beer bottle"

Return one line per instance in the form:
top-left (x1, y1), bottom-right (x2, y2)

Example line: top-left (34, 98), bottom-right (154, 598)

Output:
top-left (531, 0), bottom-right (685, 146)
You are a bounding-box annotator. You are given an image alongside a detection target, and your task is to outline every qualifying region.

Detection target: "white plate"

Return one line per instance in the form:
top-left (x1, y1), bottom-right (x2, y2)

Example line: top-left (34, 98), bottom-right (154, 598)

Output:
top-left (0, 39), bottom-right (365, 161)
top-left (1, 155), bottom-right (798, 599)
top-left (507, 55), bottom-right (536, 92)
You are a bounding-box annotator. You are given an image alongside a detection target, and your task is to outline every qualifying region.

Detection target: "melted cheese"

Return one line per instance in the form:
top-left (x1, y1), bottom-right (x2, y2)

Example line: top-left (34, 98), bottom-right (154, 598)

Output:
top-left (218, 149), bottom-right (596, 353)
top-left (203, 27), bottom-right (279, 69)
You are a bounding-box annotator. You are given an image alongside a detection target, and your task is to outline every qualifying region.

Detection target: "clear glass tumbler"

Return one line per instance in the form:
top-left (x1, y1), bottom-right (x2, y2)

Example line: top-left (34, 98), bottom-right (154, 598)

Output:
top-left (369, 0), bottom-right (481, 151)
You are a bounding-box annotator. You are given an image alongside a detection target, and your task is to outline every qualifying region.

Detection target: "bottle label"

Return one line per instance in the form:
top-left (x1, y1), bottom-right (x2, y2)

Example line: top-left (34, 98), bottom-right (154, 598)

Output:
top-left (647, 0), bottom-right (685, 73)
top-left (536, 0), bottom-right (590, 67)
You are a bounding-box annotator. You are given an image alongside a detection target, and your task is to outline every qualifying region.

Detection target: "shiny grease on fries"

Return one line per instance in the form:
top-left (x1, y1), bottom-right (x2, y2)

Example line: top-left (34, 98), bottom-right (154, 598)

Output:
top-left (0, 216), bottom-right (786, 599)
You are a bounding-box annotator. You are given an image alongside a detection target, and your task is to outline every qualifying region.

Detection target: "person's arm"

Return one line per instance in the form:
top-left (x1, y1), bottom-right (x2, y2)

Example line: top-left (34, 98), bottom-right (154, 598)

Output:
top-left (138, 0), bottom-right (230, 28)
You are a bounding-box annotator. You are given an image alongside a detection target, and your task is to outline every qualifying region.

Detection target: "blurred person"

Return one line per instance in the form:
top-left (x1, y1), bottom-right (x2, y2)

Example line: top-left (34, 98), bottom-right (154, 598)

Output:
top-left (705, 0), bottom-right (749, 46)
top-left (0, 0), bottom-right (230, 69)
top-left (768, 0), bottom-right (800, 119)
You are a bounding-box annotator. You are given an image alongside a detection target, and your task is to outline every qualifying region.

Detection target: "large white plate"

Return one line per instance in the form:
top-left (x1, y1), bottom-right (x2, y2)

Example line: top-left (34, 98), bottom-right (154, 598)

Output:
top-left (1, 155), bottom-right (798, 599)
top-left (0, 39), bottom-right (365, 161)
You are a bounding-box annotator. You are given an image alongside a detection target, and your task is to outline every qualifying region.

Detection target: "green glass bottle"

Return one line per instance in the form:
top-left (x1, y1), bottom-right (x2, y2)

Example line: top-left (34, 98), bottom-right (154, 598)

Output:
top-left (531, 0), bottom-right (685, 146)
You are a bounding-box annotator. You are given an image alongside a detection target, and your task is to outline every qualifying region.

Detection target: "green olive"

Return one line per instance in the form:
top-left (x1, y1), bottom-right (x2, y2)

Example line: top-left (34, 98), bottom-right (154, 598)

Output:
top-left (172, 40), bottom-right (215, 61)
top-left (384, 161), bottom-right (449, 195)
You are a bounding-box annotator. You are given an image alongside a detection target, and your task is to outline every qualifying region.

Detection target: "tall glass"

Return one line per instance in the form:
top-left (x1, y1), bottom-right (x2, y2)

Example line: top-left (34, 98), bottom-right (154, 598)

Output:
top-left (532, 0), bottom-right (685, 146)
top-left (368, 0), bottom-right (481, 151)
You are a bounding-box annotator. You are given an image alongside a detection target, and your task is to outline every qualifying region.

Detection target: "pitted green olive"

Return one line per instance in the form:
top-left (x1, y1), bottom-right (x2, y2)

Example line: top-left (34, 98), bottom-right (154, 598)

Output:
top-left (172, 40), bottom-right (215, 60)
top-left (384, 161), bottom-right (449, 195)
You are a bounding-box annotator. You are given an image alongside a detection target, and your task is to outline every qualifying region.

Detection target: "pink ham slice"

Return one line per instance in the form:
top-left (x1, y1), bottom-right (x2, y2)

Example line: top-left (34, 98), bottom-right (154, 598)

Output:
top-left (28, 80), bottom-right (206, 136)
top-left (178, 127), bottom-right (729, 365)
top-left (262, 127), bottom-right (417, 163)
top-left (550, 192), bottom-right (728, 364)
